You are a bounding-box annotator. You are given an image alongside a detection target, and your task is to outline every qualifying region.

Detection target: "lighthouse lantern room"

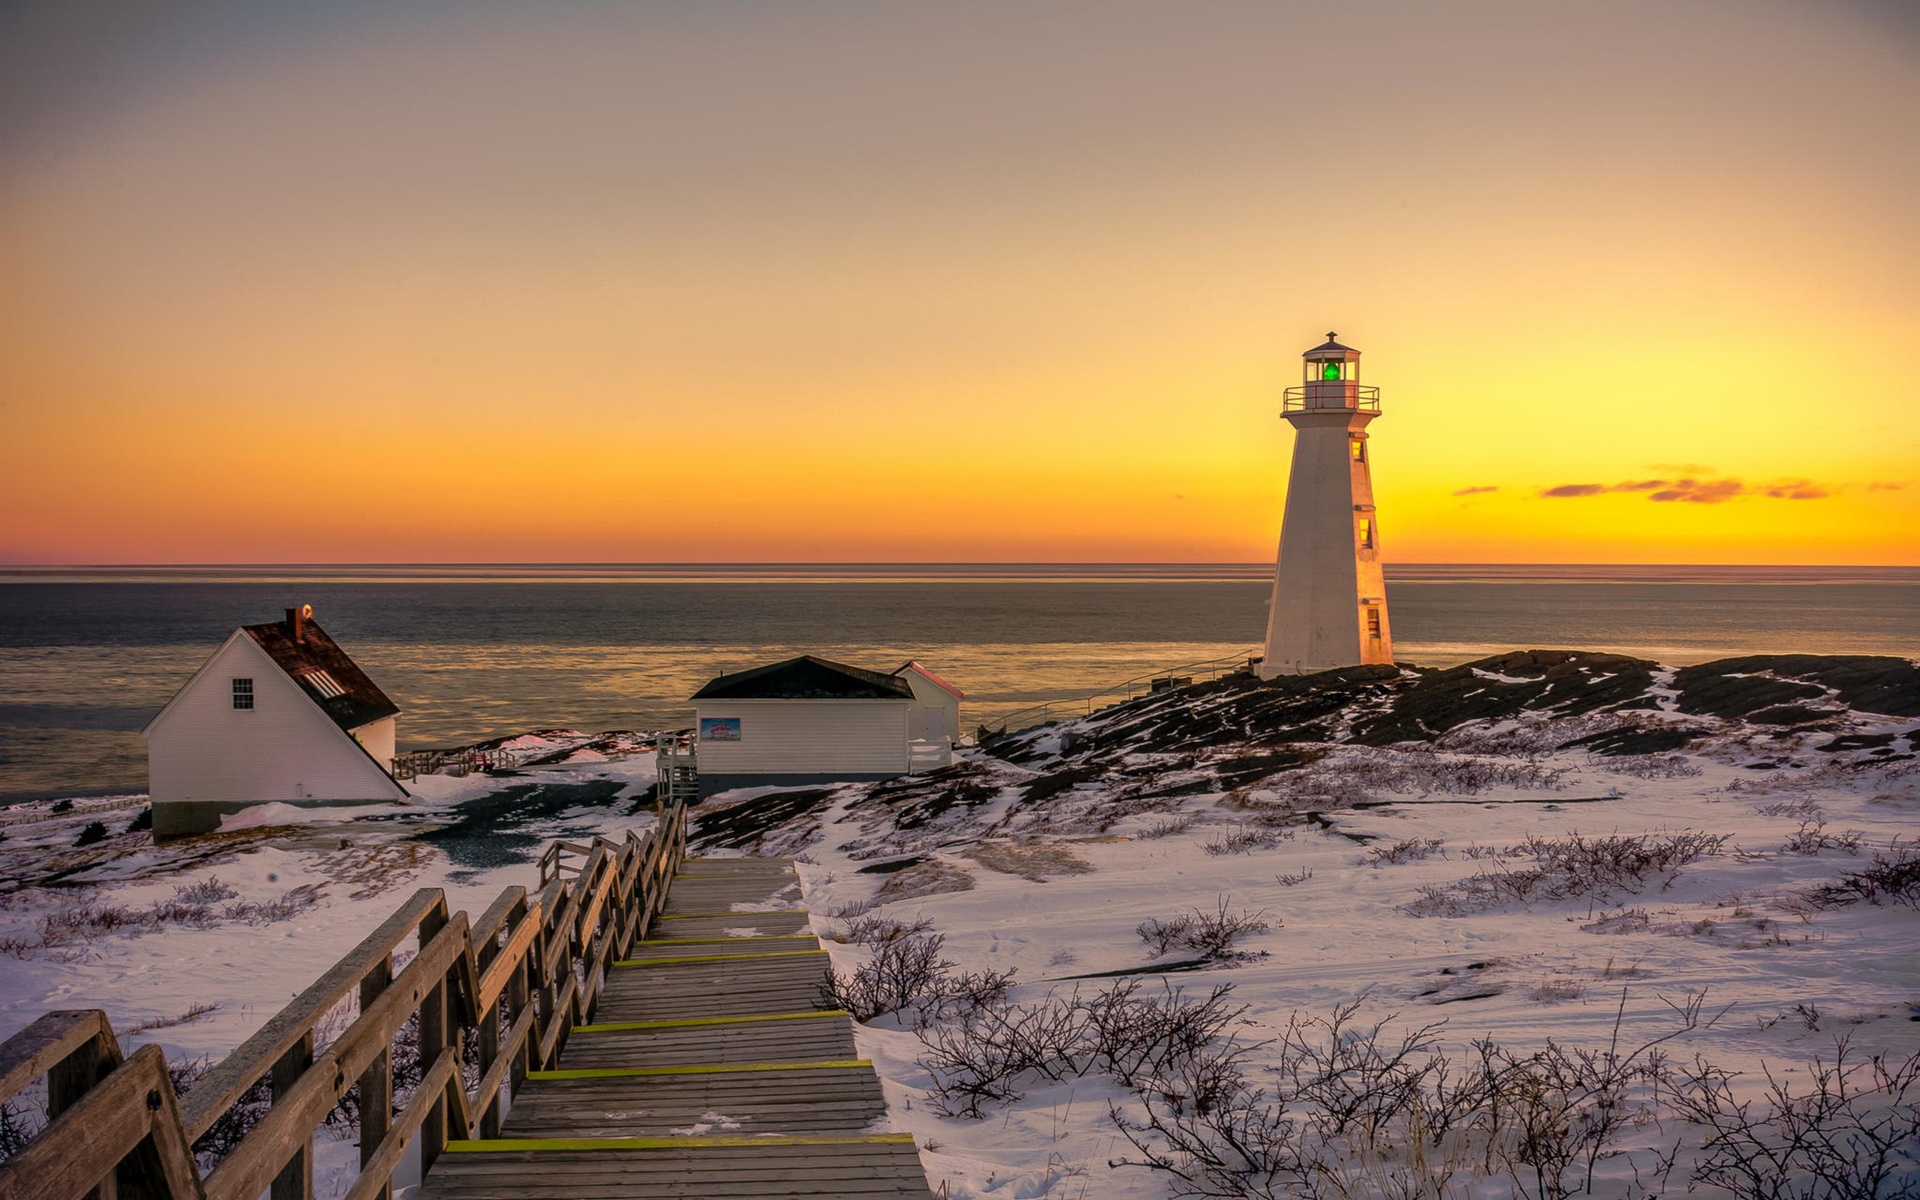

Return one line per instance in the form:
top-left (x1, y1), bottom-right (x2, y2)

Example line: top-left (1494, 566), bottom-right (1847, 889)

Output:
top-left (1259, 333), bottom-right (1394, 677)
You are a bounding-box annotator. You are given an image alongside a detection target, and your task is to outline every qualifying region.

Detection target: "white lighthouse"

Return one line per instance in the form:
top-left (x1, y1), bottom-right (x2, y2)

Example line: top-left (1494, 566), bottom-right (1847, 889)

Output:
top-left (1258, 333), bottom-right (1394, 677)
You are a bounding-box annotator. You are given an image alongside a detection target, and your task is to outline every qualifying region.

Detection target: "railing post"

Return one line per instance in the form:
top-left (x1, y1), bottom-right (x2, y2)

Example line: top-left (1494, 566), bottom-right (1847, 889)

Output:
top-left (475, 925), bottom-right (502, 1140)
top-left (509, 946), bottom-right (531, 1093)
top-left (416, 906), bottom-right (450, 1176)
top-left (357, 954), bottom-right (393, 1200)
top-left (47, 1023), bottom-right (123, 1200)
top-left (269, 1032), bottom-right (315, 1200)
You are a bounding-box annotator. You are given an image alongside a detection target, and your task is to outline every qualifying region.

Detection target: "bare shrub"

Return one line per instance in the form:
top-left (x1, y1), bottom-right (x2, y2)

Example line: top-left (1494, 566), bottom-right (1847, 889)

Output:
top-left (820, 932), bottom-right (1014, 1025)
top-left (74, 821), bottom-right (109, 847)
top-left (1110, 991), bottom-right (1719, 1200)
top-left (1407, 831), bottom-right (1731, 916)
top-left (1598, 755), bottom-right (1704, 780)
top-left (1803, 839), bottom-right (1920, 910)
top-left (1667, 1038), bottom-right (1920, 1200)
top-left (1782, 820), bottom-right (1865, 857)
top-left (1140, 816), bottom-right (1198, 840)
top-left (1204, 826), bottom-right (1295, 856)
top-left (920, 981), bottom-right (1244, 1118)
top-left (171, 1056), bottom-right (272, 1171)
top-left (0, 1095), bottom-right (42, 1164)
top-left (1138, 897), bottom-right (1273, 962)
top-left (828, 913), bottom-right (934, 946)
top-left (1274, 868), bottom-right (1313, 887)
top-left (1755, 798), bottom-right (1825, 820)
top-left (1366, 838), bottom-right (1444, 866)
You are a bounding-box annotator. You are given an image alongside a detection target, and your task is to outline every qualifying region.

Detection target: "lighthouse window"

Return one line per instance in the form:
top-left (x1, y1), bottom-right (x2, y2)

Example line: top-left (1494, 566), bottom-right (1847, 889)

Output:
top-left (1358, 518), bottom-right (1374, 549)
top-left (1350, 437), bottom-right (1366, 462)
top-left (1366, 609), bottom-right (1383, 639)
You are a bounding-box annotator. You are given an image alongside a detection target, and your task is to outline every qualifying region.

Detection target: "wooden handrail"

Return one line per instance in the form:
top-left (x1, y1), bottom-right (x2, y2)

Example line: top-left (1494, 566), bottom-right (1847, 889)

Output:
top-left (0, 803), bottom-right (689, 1200)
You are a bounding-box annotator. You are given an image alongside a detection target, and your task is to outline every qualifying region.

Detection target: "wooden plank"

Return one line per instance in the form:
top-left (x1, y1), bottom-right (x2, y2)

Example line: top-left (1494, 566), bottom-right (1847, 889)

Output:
top-left (574, 1010), bottom-right (845, 1033)
top-left (528, 1059), bottom-right (870, 1081)
top-left (657, 910), bottom-right (809, 919)
top-left (446, 1133), bottom-right (914, 1152)
top-left (0, 1046), bottom-right (203, 1200)
top-left (613, 950), bottom-right (827, 968)
top-left (0, 1011), bottom-right (112, 1109)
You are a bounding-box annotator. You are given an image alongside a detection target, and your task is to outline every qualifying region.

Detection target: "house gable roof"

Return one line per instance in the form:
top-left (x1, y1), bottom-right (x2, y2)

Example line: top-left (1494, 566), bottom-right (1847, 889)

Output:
top-left (242, 618), bottom-right (400, 732)
top-left (895, 661), bottom-right (965, 701)
top-left (691, 655), bottom-right (915, 701)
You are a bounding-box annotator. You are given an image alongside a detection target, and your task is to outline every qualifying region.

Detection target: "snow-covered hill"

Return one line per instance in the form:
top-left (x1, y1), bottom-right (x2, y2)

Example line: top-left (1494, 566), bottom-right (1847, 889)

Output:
top-left (688, 652), bottom-right (1920, 1199)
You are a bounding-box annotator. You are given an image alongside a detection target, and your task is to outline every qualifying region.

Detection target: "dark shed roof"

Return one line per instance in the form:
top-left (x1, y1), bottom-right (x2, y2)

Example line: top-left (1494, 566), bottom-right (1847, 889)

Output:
top-left (243, 616), bottom-right (401, 731)
top-left (691, 655), bottom-right (915, 701)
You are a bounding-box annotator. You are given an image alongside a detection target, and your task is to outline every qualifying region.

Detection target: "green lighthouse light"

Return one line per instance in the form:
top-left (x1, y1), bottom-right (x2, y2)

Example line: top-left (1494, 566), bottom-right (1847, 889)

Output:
top-left (1321, 362), bottom-right (1342, 381)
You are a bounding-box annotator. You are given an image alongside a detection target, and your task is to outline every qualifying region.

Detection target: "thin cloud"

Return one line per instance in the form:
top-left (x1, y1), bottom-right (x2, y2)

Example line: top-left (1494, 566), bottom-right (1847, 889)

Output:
top-left (1650, 462), bottom-right (1716, 474)
top-left (1539, 476), bottom-right (1833, 504)
top-left (1649, 479), bottom-right (1745, 503)
top-left (1453, 485), bottom-right (1499, 496)
top-left (1869, 481), bottom-right (1905, 492)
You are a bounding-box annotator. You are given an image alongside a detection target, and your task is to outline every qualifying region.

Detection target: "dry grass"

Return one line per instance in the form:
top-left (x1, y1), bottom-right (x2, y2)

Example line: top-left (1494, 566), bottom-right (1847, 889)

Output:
top-left (966, 842), bottom-right (1093, 882)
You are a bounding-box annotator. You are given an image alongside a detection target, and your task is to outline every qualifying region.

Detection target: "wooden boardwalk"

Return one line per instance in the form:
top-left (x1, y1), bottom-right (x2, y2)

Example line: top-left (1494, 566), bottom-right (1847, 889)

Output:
top-left (421, 857), bottom-right (937, 1200)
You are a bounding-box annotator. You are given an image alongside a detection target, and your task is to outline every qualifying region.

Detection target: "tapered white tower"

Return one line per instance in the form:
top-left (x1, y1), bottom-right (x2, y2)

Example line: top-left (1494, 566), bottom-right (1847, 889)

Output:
top-left (1258, 333), bottom-right (1393, 677)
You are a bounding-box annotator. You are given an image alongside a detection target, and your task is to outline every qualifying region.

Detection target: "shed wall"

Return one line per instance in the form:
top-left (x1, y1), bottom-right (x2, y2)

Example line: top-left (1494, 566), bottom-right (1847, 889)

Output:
top-left (694, 700), bottom-right (909, 776)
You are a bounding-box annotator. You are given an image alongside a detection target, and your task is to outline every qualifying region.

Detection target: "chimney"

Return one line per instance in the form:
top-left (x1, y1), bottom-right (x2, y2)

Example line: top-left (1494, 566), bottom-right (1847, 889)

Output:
top-left (285, 606), bottom-right (307, 644)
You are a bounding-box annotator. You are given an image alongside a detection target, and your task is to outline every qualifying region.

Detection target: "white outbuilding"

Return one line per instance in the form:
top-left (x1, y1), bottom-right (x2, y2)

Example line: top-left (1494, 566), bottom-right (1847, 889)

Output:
top-left (142, 605), bottom-right (408, 836)
top-left (689, 655), bottom-right (962, 796)
top-left (894, 660), bottom-right (965, 748)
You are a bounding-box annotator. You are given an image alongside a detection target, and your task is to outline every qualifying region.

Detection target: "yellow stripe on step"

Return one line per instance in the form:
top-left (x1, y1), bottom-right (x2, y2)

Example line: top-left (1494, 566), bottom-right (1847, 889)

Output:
top-left (528, 1058), bottom-right (870, 1080)
top-left (641, 935), bottom-right (818, 946)
top-left (614, 949), bottom-right (827, 967)
top-left (574, 1009), bottom-right (846, 1033)
top-left (445, 1132), bottom-right (915, 1152)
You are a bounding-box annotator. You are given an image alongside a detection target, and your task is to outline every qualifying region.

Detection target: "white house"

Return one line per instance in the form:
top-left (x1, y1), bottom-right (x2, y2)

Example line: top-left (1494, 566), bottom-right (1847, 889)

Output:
top-left (690, 655), bottom-right (962, 796)
top-left (142, 605), bottom-right (409, 836)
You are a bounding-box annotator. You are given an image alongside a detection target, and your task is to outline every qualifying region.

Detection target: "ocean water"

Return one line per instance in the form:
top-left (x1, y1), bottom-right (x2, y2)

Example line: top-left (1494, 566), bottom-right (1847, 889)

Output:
top-left (0, 564), bottom-right (1913, 803)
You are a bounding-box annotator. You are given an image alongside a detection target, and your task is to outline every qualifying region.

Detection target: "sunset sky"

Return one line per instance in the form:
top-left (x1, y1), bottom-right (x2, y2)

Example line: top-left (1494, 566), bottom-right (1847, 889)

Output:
top-left (2, 0), bottom-right (1914, 565)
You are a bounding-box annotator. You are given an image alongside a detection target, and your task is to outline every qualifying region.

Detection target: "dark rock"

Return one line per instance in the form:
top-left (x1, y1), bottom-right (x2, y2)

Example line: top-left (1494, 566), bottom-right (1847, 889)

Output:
top-left (1351, 651), bottom-right (1656, 745)
top-left (688, 787), bottom-right (837, 851)
top-left (1676, 655), bottom-right (1920, 718)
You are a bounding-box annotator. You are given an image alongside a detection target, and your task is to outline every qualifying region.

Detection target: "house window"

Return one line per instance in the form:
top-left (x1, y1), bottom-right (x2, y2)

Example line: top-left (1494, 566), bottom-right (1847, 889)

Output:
top-left (232, 678), bottom-right (254, 710)
top-left (1350, 437), bottom-right (1366, 462)
top-left (1358, 518), bottom-right (1374, 549)
top-left (1366, 609), bottom-right (1383, 640)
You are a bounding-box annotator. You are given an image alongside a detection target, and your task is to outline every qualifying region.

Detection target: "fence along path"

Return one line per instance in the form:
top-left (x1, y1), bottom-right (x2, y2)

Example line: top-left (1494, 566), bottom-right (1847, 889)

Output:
top-left (0, 807), bottom-right (685, 1200)
top-left (419, 855), bottom-right (936, 1199)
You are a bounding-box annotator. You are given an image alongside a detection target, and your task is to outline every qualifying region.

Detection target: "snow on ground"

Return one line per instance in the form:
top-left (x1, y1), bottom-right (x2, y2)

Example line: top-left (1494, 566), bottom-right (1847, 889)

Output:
top-left (5, 654), bottom-right (1918, 1198)
top-left (689, 652), bottom-right (1920, 1199)
top-left (0, 742), bottom-right (664, 1188)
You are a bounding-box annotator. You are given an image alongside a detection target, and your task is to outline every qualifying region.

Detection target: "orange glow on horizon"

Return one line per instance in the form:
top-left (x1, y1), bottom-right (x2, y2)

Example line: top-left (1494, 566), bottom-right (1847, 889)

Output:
top-left (1, 2), bottom-right (1913, 566)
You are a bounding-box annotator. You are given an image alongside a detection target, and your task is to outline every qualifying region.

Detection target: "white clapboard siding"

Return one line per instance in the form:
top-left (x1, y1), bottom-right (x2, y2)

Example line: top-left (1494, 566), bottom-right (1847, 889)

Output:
top-left (146, 632), bottom-right (406, 804)
top-left (695, 700), bottom-right (909, 775)
top-left (897, 672), bottom-right (961, 744)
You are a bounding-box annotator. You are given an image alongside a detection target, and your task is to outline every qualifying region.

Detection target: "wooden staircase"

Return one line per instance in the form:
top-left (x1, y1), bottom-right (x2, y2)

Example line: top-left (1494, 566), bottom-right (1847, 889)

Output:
top-left (419, 857), bottom-right (934, 1199)
top-left (0, 813), bottom-right (937, 1200)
